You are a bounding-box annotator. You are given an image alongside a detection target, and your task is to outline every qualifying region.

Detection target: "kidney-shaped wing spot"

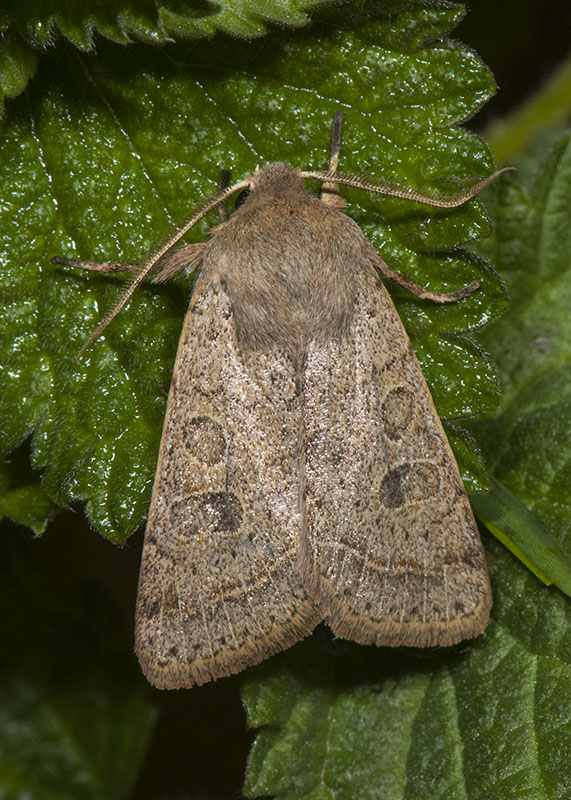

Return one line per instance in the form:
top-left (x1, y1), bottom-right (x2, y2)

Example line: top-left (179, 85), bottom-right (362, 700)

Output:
top-left (301, 263), bottom-right (491, 648)
top-left (135, 276), bottom-right (322, 688)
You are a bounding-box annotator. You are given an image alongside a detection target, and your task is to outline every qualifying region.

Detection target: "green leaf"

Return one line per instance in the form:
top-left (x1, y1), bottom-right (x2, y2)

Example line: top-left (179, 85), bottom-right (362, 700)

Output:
top-left (6, 0), bottom-right (329, 47)
top-left (0, 0), bottom-right (331, 113)
top-left (444, 421), bottom-right (489, 494)
top-left (243, 534), bottom-right (571, 799)
top-left (0, 27), bottom-right (38, 101)
top-left (241, 79), bottom-right (571, 800)
top-left (0, 531), bottom-right (156, 799)
top-left (0, 442), bottom-right (56, 534)
top-left (471, 477), bottom-right (571, 595)
top-left (0, 0), bottom-right (504, 542)
top-left (468, 133), bottom-right (571, 587)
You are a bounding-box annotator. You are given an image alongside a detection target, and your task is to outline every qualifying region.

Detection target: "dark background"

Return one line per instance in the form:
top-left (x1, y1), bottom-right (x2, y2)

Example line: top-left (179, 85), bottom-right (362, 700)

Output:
top-left (458, 0), bottom-right (570, 127)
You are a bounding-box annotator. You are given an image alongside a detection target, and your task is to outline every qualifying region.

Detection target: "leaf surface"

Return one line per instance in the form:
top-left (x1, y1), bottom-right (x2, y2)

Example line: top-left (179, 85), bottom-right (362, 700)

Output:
top-left (243, 535), bottom-right (571, 800)
top-left (469, 133), bottom-right (571, 586)
top-left (0, 0), bottom-right (503, 541)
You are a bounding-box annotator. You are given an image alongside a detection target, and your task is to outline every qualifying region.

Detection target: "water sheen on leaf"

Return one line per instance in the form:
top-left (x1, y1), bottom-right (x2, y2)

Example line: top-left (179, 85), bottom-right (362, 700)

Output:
top-left (0, 0), bottom-right (504, 542)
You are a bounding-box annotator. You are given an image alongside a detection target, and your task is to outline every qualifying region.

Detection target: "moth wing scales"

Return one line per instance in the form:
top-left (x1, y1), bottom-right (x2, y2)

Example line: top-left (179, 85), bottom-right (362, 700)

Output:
top-left (135, 274), bottom-right (321, 689)
top-left (302, 263), bottom-right (492, 647)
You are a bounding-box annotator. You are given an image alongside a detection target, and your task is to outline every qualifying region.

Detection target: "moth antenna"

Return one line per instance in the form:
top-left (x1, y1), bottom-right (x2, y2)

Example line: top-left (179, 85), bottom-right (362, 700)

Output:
top-left (218, 170), bottom-right (232, 223)
top-left (77, 179), bottom-right (250, 359)
top-left (321, 111), bottom-right (346, 208)
top-left (301, 167), bottom-right (515, 207)
top-left (329, 111), bottom-right (343, 174)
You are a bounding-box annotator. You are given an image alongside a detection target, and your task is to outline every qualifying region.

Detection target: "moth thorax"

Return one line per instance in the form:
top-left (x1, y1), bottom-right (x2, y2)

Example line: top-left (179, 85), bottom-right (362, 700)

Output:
top-left (228, 257), bottom-right (357, 358)
top-left (205, 205), bottom-right (365, 357)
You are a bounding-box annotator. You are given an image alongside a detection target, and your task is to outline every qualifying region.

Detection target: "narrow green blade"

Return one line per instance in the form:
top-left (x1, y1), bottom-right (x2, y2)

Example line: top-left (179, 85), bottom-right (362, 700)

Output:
top-left (471, 477), bottom-right (571, 595)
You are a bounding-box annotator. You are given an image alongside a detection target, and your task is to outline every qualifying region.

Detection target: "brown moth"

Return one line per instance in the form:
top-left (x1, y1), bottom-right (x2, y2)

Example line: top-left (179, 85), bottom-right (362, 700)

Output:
top-left (53, 114), bottom-right (508, 689)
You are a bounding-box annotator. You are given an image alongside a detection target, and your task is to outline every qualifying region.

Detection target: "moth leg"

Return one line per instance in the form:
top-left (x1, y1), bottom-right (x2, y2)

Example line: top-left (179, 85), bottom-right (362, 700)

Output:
top-left (52, 242), bottom-right (204, 284)
top-left (320, 111), bottom-right (347, 209)
top-left (367, 245), bottom-right (480, 303)
top-left (150, 243), bottom-right (205, 283)
top-left (51, 255), bottom-right (139, 273)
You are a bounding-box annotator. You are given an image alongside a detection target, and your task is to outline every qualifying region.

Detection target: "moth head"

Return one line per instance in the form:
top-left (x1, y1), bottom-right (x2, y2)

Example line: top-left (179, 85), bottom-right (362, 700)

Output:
top-left (243, 162), bottom-right (304, 196)
top-left (64, 107), bottom-right (511, 358)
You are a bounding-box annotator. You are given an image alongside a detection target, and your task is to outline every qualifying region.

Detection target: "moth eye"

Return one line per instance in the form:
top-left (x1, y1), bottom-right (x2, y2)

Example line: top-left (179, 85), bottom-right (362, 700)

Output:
top-left (234, 188), bottom-right (251, 209)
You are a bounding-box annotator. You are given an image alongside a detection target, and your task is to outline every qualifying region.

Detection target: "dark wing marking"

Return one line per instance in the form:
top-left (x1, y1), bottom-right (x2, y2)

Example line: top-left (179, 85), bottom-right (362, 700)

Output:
top-left (301, 264), bottom-right (491, 647)
top-left (135, 275), bottom-right (321, 688)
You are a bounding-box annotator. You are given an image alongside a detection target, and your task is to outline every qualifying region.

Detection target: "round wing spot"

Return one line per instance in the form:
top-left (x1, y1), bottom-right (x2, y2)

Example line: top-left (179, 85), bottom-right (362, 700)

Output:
top-left (380, 386), bottom-right (416, 440)
top-left (185, 417), bottom-right (226, 465)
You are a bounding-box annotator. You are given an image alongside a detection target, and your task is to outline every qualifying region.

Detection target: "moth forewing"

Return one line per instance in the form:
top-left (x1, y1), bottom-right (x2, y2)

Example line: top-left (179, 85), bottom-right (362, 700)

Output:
top-left (301, 264), bottom-right (491, 647)
top-left (135, 273), bottom-right (323, 689)
top-left (55, 116), bottom-right (497, 688)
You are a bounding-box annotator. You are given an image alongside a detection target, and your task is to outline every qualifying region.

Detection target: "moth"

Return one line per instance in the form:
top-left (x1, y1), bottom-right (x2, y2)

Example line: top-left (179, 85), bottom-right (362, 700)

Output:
top-left (54, 114), bottom-right (507, 689)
